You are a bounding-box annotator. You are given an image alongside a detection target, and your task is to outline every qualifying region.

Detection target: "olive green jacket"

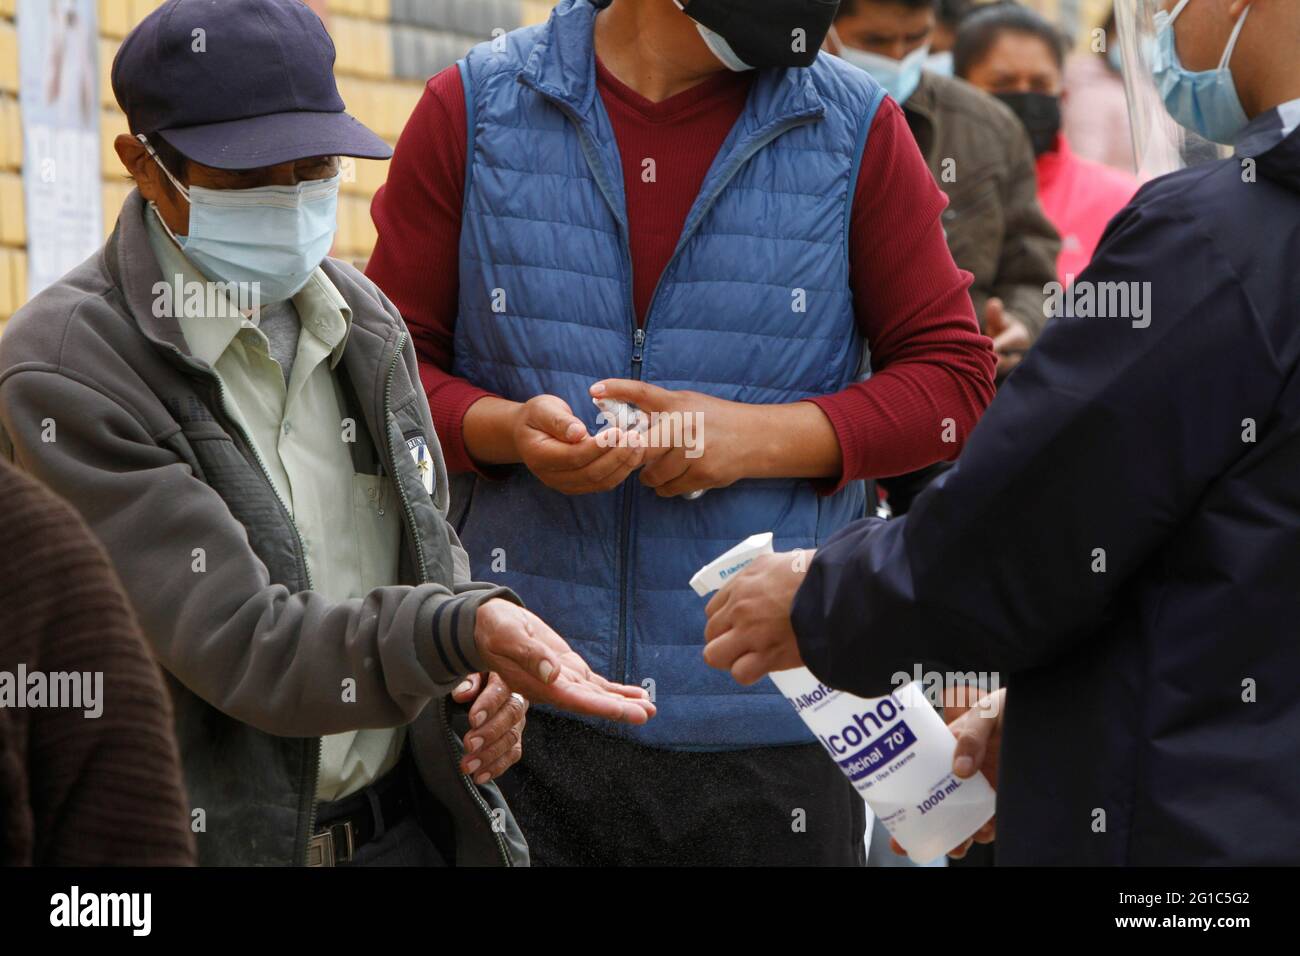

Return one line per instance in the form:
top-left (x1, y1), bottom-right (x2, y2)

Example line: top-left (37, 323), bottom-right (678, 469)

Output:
top-left (904, 71), bottom-right (1061, 339)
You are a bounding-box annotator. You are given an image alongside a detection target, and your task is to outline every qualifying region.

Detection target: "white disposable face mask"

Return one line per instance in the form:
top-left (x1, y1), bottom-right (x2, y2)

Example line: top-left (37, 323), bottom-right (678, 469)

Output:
top-left (830, 26), bottom-right (930, 104)
top-left (139, 134), bottom-right (340, 303)
top-left (925, 49), bottom-right (953, 76)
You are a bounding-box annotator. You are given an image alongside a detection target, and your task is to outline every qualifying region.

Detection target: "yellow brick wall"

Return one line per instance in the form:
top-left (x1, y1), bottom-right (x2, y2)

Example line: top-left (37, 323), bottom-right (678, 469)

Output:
top-left (1, 0), bottom-right (554, 329)
top-left (1015, 0), bottom-right (1116, 51)
top-left (0, 9), bottom-right (20, 334)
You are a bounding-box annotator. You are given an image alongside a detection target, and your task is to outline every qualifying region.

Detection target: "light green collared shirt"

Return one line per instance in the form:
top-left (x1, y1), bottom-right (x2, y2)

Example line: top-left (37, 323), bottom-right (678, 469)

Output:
top-left (145, 204), bottom-right (404, 802)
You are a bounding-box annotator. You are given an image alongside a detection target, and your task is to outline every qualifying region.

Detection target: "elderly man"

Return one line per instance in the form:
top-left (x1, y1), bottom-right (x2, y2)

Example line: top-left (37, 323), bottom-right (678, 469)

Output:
top-left (0, 0), bottom-right (652, 867)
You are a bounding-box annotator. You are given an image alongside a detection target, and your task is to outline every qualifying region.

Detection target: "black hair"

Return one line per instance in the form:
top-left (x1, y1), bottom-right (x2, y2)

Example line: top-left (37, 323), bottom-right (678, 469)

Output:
top-left (952, 1), bottom-right (1066, 78)
top-left (836, 0), bottom-right (938, 18)
top-left (936, 0), bottom-right (972, 29)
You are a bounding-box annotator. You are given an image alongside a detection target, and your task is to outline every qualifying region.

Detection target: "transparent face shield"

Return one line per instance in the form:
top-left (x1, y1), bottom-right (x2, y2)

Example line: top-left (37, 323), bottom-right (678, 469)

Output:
top-left (1113, 0), bottom-right (1234, 178)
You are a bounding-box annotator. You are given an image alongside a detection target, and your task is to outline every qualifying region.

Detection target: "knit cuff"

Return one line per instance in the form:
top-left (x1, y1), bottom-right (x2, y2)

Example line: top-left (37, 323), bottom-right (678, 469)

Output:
top-left (416, 586), bottom-right (522, 688)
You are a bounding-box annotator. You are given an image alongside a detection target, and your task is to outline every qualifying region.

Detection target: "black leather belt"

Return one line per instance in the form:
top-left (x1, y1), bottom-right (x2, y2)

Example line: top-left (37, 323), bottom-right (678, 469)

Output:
top-left (307, 758), bottom-right (415, 867)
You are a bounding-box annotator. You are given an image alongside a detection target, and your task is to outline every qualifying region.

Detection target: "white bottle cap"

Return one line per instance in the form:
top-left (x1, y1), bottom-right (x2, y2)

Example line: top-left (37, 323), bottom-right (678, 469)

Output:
top-left (688, 531), bottom-right (774, 596)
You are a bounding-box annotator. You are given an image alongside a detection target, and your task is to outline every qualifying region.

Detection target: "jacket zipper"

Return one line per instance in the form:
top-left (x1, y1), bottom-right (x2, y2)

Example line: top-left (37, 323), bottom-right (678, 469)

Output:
top-left (384, 334), bottom-right (430, 584)
top-left (159, 346), bottom-right (324, 864)
top-left (206, 374), bottom-right (323, 863)
top-left (385, 333), bottom-right (512, 866)
top-left (440, 696), bottom-right (513, 866)
top-left (174, 365), bottom-right (316, 586)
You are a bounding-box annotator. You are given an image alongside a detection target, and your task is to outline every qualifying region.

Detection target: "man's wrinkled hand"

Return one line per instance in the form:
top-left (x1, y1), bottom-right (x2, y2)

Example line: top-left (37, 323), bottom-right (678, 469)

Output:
top-left (701, 550), bottom-right (813, 685)
top-left (450, 672), bottom-right (527, 784)
top-left (474, 599), bottom-right (656, 724)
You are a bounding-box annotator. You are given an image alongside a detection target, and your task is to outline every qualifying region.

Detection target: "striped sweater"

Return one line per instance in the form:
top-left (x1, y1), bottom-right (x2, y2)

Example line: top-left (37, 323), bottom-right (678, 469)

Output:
top-left (0, 459), bottom-right (194, 865)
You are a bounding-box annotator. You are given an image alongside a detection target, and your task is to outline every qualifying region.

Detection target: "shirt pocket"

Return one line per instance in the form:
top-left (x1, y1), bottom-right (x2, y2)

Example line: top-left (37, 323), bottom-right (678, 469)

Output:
top-left (352, 472), bottom-right (402, 594)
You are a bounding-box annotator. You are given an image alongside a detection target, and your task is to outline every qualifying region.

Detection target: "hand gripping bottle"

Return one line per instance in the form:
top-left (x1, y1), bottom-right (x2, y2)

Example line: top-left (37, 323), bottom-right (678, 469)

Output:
top-left (691, 533), bottom-right (997, 863)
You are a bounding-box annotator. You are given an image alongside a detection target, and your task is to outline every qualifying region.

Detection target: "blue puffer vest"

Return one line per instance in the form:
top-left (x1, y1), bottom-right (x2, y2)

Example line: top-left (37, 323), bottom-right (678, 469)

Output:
top-left (451, 0), bottom-right (886, 749)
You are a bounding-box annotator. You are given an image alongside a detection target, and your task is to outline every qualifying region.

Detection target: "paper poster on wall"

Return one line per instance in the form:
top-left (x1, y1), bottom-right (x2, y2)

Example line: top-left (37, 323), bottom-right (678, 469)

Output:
top-left (18, 0), bottom-right (102, 298)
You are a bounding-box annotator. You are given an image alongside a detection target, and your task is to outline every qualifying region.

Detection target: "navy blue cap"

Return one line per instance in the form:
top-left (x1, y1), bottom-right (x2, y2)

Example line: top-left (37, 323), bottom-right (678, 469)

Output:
top-left (112, 0), bottom-right (392, 170)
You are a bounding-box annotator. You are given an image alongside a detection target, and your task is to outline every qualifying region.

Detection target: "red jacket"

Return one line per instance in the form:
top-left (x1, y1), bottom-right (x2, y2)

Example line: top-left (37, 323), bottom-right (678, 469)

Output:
top-left (1037, 134), bottom-right (1139, 283)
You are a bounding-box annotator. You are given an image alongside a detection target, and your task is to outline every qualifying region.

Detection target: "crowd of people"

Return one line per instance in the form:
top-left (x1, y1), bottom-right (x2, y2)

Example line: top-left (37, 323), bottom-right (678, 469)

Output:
top-left (1, 0), bottom-right (1297, 868)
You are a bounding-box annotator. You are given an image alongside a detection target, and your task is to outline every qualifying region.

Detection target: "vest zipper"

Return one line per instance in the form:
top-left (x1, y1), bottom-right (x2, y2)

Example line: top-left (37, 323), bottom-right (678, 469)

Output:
top-left (543, 89), bottom-right (820, 684)
top-left (385, 333), bottom-right (512, 866)
top-left (613, 326), bottom-right (648, 680)
top-left (620, 118), bottom-right (823, 682)
top-left (544, 100), bottom-right (644, 683)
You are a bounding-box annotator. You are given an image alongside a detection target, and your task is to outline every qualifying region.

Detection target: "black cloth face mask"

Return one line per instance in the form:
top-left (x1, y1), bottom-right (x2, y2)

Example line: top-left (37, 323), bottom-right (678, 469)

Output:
top-left (994, 91), bottom-right (1062, 157)
top-left (679, 0), bottom-right (841, 69)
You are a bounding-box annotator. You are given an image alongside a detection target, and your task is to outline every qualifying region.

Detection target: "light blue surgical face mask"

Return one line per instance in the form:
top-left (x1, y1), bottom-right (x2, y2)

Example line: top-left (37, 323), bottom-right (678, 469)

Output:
top-left (832, 27), bottom-right (930, 104)
top-left (926, 49), bottom-right (954, 77)
top-left (1152, 0), bottom-right (1252, 145)
top-left (139, 135), bottom-right (340, 303)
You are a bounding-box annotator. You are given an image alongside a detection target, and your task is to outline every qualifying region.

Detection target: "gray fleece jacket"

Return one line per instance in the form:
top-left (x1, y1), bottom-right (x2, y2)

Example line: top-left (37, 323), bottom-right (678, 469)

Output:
top-left (0, 190), bottom-right (529, 866)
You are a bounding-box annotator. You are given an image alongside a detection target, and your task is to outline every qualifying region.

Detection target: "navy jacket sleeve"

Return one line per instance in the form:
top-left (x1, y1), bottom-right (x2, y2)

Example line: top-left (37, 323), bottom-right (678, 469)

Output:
top-left (791, 185), bottom-right (1283, 698)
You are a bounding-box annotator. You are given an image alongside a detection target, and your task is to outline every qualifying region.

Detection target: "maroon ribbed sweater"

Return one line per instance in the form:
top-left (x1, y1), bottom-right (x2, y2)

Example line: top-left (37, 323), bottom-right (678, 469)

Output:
top-left (0, 459), bottom-right (195, 866)
top-left (366, 63), bottom-right (996, 492)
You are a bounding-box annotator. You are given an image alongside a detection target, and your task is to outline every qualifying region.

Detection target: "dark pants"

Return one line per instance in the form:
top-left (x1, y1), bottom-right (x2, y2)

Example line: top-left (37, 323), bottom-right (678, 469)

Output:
top-left (343, 813), bottom-right (444, 866)
top-left (315, 753), bottom-right (448, 867)
top-left (498, 710), bottom-right (866, 866)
